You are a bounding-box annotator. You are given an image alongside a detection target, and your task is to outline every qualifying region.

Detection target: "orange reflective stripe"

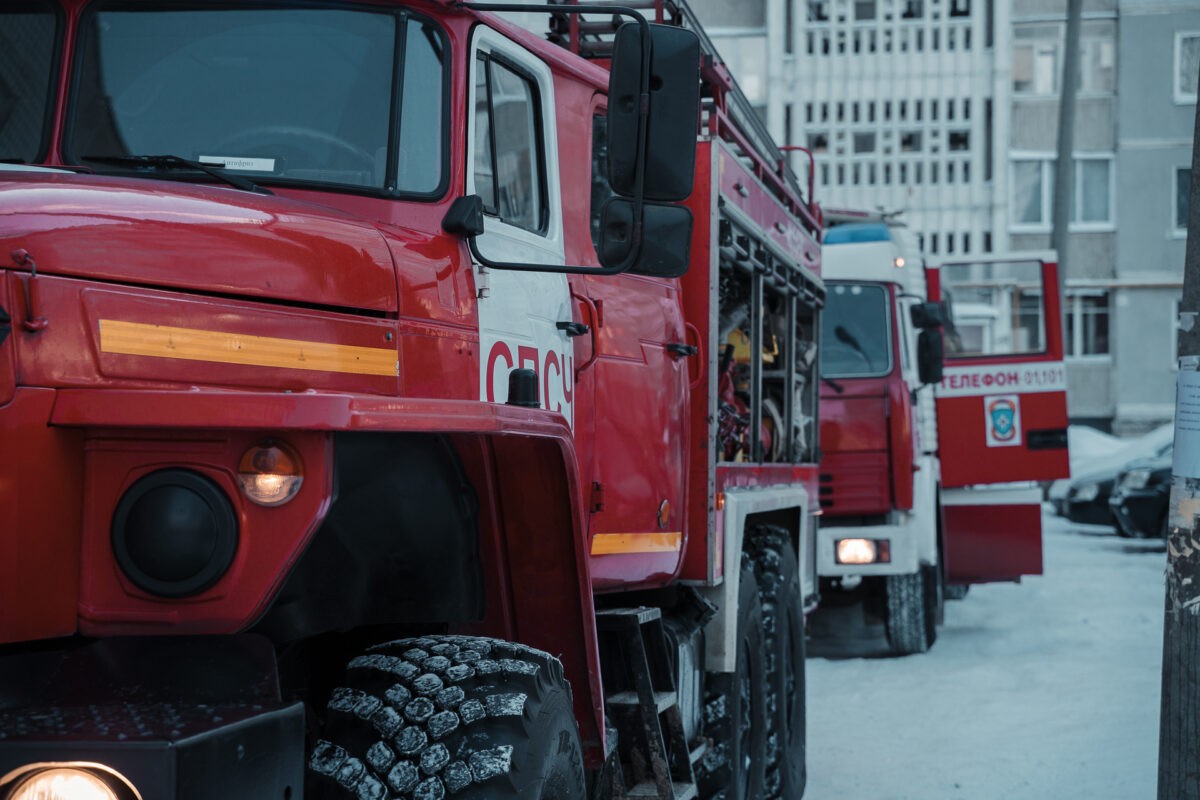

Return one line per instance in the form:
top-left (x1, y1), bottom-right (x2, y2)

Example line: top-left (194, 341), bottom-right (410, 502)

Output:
top-left (590, 532), bottom-right (682, 556)
top-left (100, 320), bottom-right (398, 376)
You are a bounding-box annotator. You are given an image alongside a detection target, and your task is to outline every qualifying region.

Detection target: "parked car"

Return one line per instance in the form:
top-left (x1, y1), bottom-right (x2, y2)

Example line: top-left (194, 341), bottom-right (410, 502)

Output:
top-left (1050, 424), bottom-right (1175, 526)
top-left (1109, 449), bottom-right (1173, 539)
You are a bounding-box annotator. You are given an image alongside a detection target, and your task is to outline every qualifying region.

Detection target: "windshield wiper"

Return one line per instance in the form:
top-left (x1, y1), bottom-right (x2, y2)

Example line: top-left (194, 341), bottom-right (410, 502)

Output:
top-left (822, 376), bottom-right (845, 394)
top-left (82, 154), bottom-right (272, 195)
top-left (834, 324), bottom-right (875, 370)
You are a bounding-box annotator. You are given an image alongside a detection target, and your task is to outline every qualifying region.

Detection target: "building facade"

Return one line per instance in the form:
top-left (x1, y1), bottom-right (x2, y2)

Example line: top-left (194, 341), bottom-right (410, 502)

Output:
top-left (691, 0), bottom-right (1197, 432)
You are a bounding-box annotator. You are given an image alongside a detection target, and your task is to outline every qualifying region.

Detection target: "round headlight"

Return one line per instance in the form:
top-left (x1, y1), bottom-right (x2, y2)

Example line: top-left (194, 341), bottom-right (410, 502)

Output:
top-left (111, 469), bottom-right (238, 598)
top-left (10, 768), bottom-right (120, 800)
top-left (1073, 483), bottom-right (1100, 502)
top-left (238, 440), bottom-right (303, 506)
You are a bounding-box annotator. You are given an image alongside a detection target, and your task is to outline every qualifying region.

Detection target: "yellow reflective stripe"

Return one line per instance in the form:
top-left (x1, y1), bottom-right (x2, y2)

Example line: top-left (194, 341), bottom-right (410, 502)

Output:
top-left (99, 320), bottom-right (398, 376)
top-left (590, 532), bottom-right (682, 556)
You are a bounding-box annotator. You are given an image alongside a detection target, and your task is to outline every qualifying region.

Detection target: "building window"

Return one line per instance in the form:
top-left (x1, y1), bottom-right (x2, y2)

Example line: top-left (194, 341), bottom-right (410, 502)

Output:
top-left (1013, 26), bottom-right (1060, 96)
top-left (902, 0), bottom-right (923, 19)
top-left (1177, 32), bottom-right (1200, 104)
top-left (853, 131), bottom-right (876, 153)
top-left (808, 132), bottom-right (829, 153)
top-left (949, 130), bottom-right (969, 151)
top-left (1009, 155), bottom-right (1115, 231)
top-left (1064, 291), bottom-right (1110, 358)
top-left (950, 0), bottom-right (970, 17)
top-left (808, 1), bottom-right (830, 22)
top-left (1176, 166), bottom-right (1192, 234)
top-left (855, 0), bottom-right (876, 21)
top-left (900, 130), bottom-right (922, 152)
top-left (1080, 36), bottom-right (1115, 94)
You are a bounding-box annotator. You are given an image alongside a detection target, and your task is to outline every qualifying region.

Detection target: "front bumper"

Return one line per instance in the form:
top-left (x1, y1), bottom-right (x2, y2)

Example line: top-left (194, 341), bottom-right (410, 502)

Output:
top-left (0, 636), bottom-right (304, 800)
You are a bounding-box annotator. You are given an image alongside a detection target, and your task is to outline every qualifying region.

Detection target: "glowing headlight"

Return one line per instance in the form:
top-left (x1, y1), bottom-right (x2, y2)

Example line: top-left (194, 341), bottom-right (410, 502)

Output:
top-left (835, 538), bottom-right (891, 565)
top-left (1121, 469), bottom-right (1151, 490)
top-left (1073, 483), bottom-right (1100, 502)
top-left (238, 440), bottom-right (303, 506)
top-left (6, 765), bottom-right (136, 800)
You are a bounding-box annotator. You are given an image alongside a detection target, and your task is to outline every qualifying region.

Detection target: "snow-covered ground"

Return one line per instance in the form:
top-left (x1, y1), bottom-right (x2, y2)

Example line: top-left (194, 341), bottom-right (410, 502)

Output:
top-left (803, 511), bottom-right (1166, 799)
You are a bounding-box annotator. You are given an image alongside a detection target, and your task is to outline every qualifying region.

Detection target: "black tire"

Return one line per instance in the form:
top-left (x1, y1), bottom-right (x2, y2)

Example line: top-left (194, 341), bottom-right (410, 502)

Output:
top-left (697, 559), bottom-right (768, 800)
top-left (883, 572), bottom-right (930, 656)
top-left (944, 583), bottom-right (969, 601)
top-left (748, 526), bottom-right (807, 800)
top-left (921, 562), bottom-right (942, 648)
top-left (308, 636), bottom-right (586, 800)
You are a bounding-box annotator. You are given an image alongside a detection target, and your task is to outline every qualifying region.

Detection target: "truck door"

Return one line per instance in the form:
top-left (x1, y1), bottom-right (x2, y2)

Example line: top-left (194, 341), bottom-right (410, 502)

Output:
top-left (468, 29), bottom-right (575, 424)
top-left (927, 256), bottom-right (1070, 582)
top-left (578, 114), bottom-right (690, 590)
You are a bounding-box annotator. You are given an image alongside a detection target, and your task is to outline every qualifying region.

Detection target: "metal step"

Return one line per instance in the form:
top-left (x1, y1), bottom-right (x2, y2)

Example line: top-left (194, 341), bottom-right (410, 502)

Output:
top-left (606, 690), bottom-right (676, 712)
top-left (687, 740), bottom-right (708, 766)
top-left (627, 781), bottom-right (698, 800)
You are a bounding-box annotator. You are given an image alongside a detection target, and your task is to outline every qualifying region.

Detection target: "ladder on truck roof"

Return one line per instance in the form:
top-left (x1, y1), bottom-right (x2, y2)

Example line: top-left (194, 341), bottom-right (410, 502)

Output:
top-left (544, 0), bottom-right (822, 237)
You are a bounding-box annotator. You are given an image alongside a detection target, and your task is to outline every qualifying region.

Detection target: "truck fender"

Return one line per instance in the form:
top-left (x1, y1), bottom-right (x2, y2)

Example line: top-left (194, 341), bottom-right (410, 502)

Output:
top-left (697, 485), bottom-right (811, 673)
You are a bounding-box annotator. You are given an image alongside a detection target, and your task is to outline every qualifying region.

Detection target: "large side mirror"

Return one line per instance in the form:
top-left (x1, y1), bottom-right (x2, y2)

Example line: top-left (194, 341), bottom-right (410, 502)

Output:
top-left (910, 301), bottom-right (947, 330)
top-left (917, 329), bottom-right (945, 385)
top-left (598, 198), bottom-right (693, 277)
top-left (607, 22), bottom-right (700, 202)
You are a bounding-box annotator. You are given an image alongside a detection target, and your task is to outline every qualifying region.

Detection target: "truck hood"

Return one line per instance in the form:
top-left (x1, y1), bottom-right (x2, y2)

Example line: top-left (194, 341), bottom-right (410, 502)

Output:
top-left (0, 173), bottom-right (397, 313)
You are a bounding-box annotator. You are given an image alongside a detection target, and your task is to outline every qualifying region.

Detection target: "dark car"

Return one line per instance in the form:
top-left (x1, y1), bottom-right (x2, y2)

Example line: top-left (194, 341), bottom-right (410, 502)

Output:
top-left (1108, 450), bottom-right (1173, 539)
top-left (1052, 424), bottom-right (1175, 526)
top-left (1061, 467), bottom-right (1120, 525)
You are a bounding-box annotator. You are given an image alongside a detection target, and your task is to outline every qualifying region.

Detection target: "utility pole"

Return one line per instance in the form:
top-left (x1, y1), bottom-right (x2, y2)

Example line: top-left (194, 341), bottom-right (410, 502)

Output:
top-left (1050, 0), bottom-right (1082, 320)
top-left (1158, 63), bottom-right (1200, 800)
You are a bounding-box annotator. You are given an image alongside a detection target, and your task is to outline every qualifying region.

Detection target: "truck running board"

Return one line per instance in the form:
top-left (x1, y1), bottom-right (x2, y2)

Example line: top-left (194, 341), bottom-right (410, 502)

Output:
top-left (596, 607), bottom-right (698, 800)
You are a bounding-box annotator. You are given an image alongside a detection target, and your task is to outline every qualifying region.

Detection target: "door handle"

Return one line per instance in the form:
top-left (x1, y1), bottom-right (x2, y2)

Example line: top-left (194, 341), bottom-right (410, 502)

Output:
top-left (569, 290), bottom-right (599, 381)
top-left (666, 343), bottom-right (698, 357)
top-left (556, 321), bottom-right (590, 337)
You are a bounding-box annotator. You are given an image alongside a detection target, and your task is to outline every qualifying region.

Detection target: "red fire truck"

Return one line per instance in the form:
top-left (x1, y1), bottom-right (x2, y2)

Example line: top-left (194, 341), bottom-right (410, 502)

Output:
top-left (815, 210), bottom-right (1069, 655)
top-left (0, 2), bottom-right (823, 799)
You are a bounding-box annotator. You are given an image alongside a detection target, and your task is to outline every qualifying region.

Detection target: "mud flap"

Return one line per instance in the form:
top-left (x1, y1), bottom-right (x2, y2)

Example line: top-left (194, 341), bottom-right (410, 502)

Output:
top-left (941, 486), bottom-right (1043, 584)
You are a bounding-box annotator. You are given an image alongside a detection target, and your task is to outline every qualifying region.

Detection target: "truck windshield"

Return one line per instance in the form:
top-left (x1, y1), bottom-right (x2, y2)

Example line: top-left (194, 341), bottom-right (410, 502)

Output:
top-left (0, 3), bottom-right (59, 164)
top-left (67, 6), bottom-right (446, 195)
top-left (820, 283), bottom-right (892, 378)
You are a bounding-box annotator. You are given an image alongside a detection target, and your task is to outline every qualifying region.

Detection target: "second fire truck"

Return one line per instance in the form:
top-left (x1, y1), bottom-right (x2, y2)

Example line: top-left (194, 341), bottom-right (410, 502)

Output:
top-left (815, 210), bottom-right (1070, 655)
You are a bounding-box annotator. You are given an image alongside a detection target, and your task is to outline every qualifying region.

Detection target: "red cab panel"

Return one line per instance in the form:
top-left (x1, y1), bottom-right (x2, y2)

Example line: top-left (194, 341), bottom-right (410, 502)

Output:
top-left (929, 257), bottom-right (1070, 489)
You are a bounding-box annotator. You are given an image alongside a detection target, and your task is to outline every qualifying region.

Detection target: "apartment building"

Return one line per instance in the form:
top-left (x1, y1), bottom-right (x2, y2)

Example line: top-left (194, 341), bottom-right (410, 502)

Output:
top-left (691, 0), bottom-right (1198, 431)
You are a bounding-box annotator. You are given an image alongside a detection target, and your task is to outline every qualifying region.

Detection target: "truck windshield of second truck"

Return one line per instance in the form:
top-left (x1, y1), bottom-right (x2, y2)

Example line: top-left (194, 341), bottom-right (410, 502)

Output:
top-left (61, 4), bottom-right (446, 194)
top-left (820, 282), bottom-right (892, 378)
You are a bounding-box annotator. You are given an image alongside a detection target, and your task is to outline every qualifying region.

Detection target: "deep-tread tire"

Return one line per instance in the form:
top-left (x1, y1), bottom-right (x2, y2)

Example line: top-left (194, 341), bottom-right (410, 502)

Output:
top-left (307, 636), bottom-right (586, 800)
top-left (921, 563), bottom-right (942, 649)
top-left (748, 526), bottom-right (807, 800)
top-left (697, 559), bottom-right (768, 800)
top-left (883, 572), bottom-right (930, 656)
